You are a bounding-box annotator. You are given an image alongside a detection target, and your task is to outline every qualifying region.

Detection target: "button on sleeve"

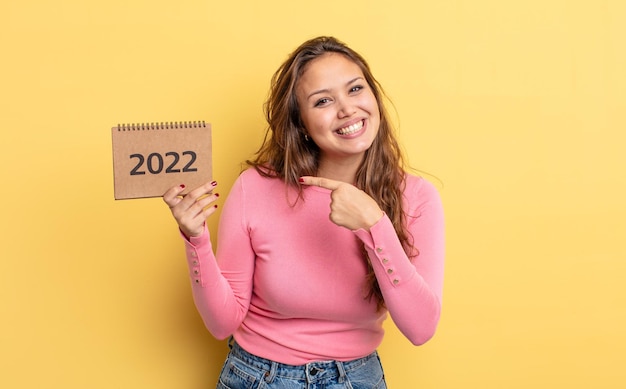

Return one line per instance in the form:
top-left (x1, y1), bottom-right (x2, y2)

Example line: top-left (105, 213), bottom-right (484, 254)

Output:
top-left (182, 225), bottom-right (213, 287)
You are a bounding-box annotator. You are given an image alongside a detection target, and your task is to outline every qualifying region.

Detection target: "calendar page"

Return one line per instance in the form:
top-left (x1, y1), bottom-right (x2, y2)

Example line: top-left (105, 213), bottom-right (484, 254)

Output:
top-left (111, 121), bottom-right (212, 200)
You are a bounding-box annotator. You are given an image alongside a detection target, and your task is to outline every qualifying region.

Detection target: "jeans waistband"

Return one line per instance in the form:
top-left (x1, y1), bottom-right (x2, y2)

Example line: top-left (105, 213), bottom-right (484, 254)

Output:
top-left (228, 339), bottom-right (378, 382)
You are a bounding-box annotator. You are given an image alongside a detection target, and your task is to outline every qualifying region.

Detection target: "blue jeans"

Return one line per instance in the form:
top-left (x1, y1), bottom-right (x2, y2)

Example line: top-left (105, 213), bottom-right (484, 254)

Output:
top-left (216, 340), bottom-right (387, 389)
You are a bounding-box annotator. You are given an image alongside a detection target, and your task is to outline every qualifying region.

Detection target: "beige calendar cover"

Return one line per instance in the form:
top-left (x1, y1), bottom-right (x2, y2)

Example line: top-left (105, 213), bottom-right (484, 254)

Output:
top-left (112, 121), bottom-right (212, 200)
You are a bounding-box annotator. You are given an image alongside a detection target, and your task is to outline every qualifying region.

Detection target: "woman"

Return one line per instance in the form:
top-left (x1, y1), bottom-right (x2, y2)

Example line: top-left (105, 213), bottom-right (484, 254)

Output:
top-left (163, 36), bottom-right (444, 388)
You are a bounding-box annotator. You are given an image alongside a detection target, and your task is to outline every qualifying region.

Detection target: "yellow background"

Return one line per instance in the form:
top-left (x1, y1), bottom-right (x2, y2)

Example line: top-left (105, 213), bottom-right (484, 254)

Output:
top-left (1, 0), bottom-right (625, 387)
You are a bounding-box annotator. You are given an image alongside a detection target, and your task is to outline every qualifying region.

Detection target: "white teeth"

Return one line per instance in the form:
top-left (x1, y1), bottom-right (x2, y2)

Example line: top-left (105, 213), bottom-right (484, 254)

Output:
top-left (336, 120), bottom-right (363, 135)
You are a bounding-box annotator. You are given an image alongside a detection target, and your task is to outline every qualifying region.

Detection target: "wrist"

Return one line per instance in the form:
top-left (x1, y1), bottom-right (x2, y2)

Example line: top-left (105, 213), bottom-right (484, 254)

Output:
top-left (363, 209), bottom-right (385, 230)
top-left (180, 223), bottom-right (205, 241)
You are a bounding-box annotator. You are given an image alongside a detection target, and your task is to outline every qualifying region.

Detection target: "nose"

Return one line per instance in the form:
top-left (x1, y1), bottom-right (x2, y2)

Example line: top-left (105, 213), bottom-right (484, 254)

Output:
top-left (337, 98), bottom-right (356, 118)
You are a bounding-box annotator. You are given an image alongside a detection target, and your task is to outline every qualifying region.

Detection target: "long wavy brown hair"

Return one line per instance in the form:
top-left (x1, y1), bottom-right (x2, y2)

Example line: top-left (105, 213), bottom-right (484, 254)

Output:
top-left (247, 36), bottom-right (416, 309)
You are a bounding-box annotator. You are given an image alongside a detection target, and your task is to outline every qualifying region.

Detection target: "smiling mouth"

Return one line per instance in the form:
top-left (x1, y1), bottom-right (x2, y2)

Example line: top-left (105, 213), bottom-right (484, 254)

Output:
top-left (336, 120), bottom-right (364, 135)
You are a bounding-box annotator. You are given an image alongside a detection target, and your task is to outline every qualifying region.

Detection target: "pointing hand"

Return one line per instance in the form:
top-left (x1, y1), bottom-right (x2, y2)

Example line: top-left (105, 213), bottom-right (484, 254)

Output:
top-left (299, 176), bottom-right (384, 231)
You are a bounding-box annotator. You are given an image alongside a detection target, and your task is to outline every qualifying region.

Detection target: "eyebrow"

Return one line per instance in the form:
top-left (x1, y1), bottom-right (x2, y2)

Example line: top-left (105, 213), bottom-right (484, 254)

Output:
top-left (306, 77), bottom-right (364, 101)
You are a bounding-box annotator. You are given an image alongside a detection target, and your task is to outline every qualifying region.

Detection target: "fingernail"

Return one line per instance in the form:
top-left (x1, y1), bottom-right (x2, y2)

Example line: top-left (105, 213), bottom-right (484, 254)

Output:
top-left (214, 193), bottom-right (219, 197)
top-left (298, 177), bottom-right (305, 183)
top-left (214, 204), bottom-right (218, 208)
top-left (180, 184), bottom-right (186, 189)
top-left (211, 181), bottom-right (217, 186)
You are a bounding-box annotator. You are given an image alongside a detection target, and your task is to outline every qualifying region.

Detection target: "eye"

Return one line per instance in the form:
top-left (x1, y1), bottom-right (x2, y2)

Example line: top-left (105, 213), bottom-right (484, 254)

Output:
top-left (314, 98), bottom-right (331, 107)
top-left (349, 85), bottom-right (364, 93)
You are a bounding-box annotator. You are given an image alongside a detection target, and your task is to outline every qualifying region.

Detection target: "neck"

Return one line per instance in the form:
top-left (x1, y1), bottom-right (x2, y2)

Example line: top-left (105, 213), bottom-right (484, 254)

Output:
top-left (317, 155), bottom-right (363, 184)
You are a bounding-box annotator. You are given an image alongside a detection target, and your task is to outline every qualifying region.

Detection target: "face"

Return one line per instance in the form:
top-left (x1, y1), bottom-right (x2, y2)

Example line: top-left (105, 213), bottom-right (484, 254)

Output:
top-left (296, 53), bottom-right (380, 166)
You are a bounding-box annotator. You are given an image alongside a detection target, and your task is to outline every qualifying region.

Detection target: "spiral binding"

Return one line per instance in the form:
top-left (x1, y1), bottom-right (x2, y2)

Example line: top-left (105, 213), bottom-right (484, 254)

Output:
top-left (116, 121), bottom-right (206, 131)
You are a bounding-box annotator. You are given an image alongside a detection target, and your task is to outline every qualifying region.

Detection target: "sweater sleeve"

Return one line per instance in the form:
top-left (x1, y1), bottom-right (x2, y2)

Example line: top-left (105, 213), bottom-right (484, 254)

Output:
top-left (353, 178), bottom-right (445, 345)
top-left (182, 176), bottom-right (255, 339)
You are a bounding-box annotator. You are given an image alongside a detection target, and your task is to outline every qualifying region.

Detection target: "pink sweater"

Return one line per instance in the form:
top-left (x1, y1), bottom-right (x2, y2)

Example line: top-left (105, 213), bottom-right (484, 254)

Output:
top-left (183, 168), bottom-right (445, 365)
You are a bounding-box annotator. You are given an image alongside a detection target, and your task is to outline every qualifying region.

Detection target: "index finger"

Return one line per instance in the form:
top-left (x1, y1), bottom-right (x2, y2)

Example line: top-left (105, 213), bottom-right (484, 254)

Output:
top-left (299, 176), bottom-right (342, 190)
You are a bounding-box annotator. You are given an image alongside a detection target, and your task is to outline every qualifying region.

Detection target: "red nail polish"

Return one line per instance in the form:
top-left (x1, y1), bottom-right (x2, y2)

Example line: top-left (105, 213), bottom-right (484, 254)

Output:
top-left (214, 193), bottom-right (219, 197)
top-left (298, 177), bottom-right (305, 183)
top-left (180, 184), bottom-right (186, 189)
top-left (211, 181), bottom-right (217, 186)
